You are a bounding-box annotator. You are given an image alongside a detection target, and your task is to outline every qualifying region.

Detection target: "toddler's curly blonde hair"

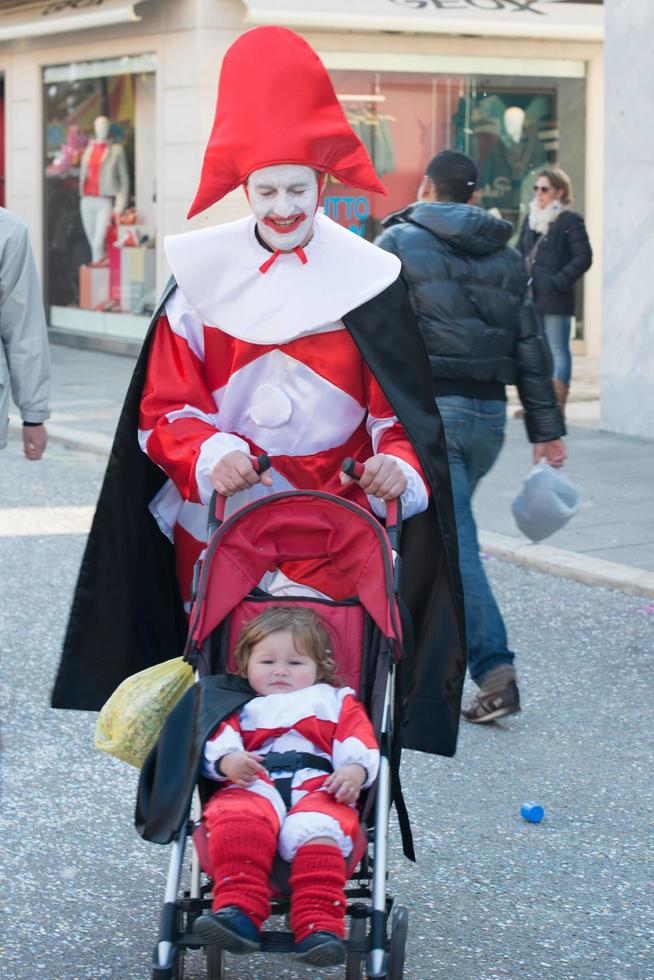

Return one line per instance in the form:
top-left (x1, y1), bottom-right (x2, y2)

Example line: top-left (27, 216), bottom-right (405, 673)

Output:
top-left (232, 606), bottom-right (337, 684)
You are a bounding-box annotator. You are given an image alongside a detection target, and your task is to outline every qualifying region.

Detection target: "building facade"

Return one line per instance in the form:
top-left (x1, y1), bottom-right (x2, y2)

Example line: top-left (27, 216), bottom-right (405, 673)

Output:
top-left (0, 0), bottom-right (603, 354)
top-left (601, 0), bottom-right (653, 440)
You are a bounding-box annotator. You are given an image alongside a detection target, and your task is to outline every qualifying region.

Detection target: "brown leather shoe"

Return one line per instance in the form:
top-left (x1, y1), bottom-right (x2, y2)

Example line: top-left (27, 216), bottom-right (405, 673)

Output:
top-left (462, 668), bottom-right (521, 724)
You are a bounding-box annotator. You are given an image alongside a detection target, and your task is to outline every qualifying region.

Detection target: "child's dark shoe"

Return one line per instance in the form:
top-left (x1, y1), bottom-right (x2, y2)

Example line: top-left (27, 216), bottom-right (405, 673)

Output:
top-left (194, 906), bottom-right (261, 953)
top-left (295, 930), bottom-right (346, 965)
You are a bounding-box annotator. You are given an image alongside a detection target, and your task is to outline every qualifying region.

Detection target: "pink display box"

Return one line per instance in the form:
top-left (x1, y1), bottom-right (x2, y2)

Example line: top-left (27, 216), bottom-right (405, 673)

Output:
top-left (79, 264), bottom-right (110, 310)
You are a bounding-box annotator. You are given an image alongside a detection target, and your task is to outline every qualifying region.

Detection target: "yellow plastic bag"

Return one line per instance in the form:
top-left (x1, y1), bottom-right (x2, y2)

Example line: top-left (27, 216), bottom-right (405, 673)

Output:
top-left (94, 657), bottom-right (194, 768)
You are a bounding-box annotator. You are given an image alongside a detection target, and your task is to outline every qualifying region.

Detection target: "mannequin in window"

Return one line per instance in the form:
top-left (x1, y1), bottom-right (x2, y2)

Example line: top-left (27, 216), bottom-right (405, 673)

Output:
top-left (468, 109), bottom-right (512, 216)
top-left (503, 106), bottom-right (525, 146)
top-left (502, 106), bottom-right (544, 182)
top-left (79, 115), bottom-right (130, 265)
top-left (501, 106), bottom-right (546, 227)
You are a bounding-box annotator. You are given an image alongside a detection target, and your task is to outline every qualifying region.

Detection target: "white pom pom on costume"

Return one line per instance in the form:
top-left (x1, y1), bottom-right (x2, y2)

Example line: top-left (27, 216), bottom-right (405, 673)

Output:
top-left (249, 384), bottom-right (293, 427)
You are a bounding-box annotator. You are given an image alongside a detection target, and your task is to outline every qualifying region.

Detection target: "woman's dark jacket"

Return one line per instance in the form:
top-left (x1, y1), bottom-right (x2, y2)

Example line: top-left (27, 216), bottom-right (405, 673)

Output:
top-left (376, 202), bottom-right (564, 445)
top-left (517, 209), bottom-right (592, 316)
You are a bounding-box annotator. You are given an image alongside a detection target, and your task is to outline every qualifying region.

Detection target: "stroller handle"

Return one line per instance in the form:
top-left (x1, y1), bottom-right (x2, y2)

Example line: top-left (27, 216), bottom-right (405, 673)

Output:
top-left (206, 454), bottom-right (402, 543)
top-left (253, 454), bottom-right (272, 476)
top-left (341, 457), bottom-right (403, 551)
top-left (341, 456), bottom-right (364, 481)
top-left (207, 453), bottom-right (271, 536)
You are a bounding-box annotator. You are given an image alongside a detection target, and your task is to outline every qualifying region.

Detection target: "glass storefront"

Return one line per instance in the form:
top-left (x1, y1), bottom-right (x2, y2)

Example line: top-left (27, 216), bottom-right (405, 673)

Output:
top-left (43, 54), bottom-right (156, 338)
top-left (326, 68), bottom-right (587, 330)
top-left (38, 56), bottom-right (587, 339)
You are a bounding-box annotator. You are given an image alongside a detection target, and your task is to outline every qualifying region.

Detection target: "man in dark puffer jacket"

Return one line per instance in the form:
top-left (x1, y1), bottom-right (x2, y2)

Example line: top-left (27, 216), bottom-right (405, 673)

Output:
top-left (376, 150), bottom-right (566, 724)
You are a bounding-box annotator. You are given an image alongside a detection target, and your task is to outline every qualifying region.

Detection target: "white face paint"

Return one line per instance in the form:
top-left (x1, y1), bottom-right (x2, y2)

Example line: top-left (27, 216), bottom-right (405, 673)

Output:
top-left (247, 164), bottom-right (319, 252)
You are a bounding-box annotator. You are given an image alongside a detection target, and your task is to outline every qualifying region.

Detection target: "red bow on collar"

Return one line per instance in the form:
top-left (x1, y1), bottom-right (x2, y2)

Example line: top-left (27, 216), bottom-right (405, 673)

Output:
top-left (258, 246), bottom-right (308, 275)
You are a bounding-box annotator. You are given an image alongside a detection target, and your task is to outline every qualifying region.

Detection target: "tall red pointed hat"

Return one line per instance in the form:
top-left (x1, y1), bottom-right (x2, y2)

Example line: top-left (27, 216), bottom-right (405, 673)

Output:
top-left (187, 26), bottom-right (386, 218)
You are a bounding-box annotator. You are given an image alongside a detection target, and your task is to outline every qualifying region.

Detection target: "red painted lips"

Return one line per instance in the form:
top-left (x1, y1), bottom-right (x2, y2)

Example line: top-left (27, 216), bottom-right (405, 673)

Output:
top-left (262, 213), bottom-right (307, 234)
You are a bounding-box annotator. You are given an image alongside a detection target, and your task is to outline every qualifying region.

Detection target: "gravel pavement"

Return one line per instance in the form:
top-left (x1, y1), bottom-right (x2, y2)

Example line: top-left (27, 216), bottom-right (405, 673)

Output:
top-left (1, 437), bottom-right (653, 980)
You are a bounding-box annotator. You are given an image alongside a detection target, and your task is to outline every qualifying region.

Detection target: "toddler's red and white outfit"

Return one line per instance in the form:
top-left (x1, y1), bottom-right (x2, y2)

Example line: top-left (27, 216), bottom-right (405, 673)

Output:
top-left (201, 683), bottom-right (379, 939)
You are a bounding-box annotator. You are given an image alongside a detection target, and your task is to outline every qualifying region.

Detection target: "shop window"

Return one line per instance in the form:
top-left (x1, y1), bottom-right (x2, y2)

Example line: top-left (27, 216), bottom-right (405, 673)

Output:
top-left (327, 68), bottom-right (586, 333)
top-left (43, 54), bottom-right (156, 336)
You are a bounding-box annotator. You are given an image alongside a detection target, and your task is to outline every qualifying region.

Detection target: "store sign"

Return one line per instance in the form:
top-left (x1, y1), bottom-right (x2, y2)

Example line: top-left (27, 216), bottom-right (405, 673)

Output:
top-left (386, 0), bottom-right (593, 13)
top-left (0, 0), bottom-right (143, 41)
top-left (244, 0), bottom-right (603, 41)
top-left (324, 196), bottom-right (370, 235)
top-left (42, 0), bottom-right (107, 15)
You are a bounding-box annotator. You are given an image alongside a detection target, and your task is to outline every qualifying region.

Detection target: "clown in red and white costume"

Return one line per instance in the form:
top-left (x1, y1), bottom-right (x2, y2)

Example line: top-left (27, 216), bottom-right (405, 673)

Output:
top-left (202, 684), bottom-right (379, 861)
top-left (137, 30), bottom-right (432, 604)
top-left (53, 28), bottom-right (466, 768)
top-left (138, 210), bottom-right (429, 601)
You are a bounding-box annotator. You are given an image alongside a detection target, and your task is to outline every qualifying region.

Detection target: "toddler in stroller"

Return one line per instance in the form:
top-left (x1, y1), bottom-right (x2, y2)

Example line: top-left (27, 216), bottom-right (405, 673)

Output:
top-left (195, 605), bottom-right (379, 966)
top-left (138, 485), bottom-right (412, 979)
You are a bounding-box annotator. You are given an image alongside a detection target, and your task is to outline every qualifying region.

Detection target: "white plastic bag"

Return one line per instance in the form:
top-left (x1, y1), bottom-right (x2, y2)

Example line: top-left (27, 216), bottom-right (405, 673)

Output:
top-left (511, 459), bottom-right (580, 542)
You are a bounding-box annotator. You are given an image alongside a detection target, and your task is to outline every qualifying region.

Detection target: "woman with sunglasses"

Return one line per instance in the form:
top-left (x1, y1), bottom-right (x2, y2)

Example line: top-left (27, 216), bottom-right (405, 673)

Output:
top-left (517, 168), bottom-right (592, 415)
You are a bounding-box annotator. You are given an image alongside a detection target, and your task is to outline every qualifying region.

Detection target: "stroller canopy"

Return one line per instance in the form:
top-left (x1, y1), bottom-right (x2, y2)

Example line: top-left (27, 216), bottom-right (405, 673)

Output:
top-left (189, 492), bottom-right (402, 647)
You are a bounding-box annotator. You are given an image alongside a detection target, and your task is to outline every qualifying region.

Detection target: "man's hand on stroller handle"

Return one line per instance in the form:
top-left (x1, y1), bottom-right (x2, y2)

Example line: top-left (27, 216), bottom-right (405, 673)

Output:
top-left (210, 451), bottom-right (273, 497)
top-left (218, 750), bottom-right (266, 786)
top-left (325, 763), bottom-right (366, 804)
top-left (339, 454), bottom-right (407, 501)
top-left (209, 450), bottom-right (406, 502)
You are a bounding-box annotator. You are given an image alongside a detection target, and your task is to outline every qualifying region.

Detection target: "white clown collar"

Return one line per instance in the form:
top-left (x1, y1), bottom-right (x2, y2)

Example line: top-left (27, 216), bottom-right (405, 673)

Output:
top-left (164, 212), bottom-right (400, 345)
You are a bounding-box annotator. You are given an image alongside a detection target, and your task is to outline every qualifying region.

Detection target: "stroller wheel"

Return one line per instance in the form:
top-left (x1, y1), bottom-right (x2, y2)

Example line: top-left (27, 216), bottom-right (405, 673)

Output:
top-left (206, 943), bottom-right (226, 979)
top-left (345, 909), bottom-right (366, 979)
top-left (387, 906), bottom-right (408, 979)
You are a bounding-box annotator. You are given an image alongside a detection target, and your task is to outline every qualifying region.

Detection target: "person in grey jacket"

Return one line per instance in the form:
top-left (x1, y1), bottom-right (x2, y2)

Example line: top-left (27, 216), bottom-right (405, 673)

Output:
top-left (0, 208), bottom-right (50, 459)
top-left (376, 150), bottom-right (566, 724)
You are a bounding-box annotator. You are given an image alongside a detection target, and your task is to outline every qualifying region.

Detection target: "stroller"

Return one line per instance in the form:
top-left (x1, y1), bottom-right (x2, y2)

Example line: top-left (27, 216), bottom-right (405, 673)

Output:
top-left (143, 458), bottom-right (411, 979)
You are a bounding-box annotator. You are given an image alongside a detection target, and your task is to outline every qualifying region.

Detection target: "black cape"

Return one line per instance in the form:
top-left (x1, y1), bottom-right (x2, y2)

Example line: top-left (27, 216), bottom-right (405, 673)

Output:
top-left (135, 673), bottom-right (255, 844)
top-left (52, 275), bottom-right (466, 757)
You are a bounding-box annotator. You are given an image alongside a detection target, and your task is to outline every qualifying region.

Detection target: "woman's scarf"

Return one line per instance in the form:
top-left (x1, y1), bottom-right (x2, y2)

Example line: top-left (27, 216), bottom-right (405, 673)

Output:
top-left (528, 198), bottom-right (567, 236)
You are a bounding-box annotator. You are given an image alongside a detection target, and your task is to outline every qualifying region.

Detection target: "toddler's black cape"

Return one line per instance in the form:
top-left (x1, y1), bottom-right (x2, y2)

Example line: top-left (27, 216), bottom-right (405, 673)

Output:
top-left (135, 674), bottom-right (256, 845)
top-left (51, 276), bottom-right (467, 757)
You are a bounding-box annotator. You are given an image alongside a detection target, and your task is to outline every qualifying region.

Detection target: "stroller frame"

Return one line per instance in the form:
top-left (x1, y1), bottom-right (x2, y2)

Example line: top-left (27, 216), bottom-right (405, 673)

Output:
top-left (150, 488), bottom-right (409, 980)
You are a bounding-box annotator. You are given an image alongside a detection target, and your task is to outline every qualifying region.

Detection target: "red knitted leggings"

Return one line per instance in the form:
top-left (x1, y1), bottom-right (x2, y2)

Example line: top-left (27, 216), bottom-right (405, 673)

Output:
top-left (204, 794), bottom-right (278, 926)
top-left (204, 789), bottom-right (350, 937)
top-left (290, 843), bottom-right (347, 941)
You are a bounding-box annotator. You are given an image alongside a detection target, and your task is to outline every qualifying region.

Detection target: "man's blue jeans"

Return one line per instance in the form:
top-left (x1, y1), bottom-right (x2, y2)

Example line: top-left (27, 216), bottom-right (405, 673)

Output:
top-left (436, 396), bottom-right (515, 683)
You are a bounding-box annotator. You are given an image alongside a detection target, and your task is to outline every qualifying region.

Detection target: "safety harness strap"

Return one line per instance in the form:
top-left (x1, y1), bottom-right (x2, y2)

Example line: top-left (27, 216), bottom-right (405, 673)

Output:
top-left (262, 750), bottom-right (333, 808)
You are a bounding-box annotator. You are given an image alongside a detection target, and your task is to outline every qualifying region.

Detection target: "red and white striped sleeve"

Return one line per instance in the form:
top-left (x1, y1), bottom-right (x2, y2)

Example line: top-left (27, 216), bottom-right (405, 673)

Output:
top-left (332, 690), bottom-right (380, 789)
top-left (202, 713), bottom-right (245, 782)
top-left (362, 364), bottom-right (429, 519)
top-left (138, 288), bottom-right (251, 504)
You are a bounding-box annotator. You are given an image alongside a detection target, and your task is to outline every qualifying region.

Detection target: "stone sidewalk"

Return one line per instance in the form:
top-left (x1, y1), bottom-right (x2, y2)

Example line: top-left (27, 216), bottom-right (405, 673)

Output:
top-left (10, 344), bottom-right (653, 598)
